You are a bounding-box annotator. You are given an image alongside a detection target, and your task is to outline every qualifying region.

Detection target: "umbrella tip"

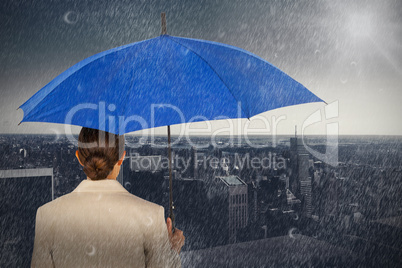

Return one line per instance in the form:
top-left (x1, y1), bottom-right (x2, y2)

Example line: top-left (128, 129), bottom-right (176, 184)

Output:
top-left (161, 12), bottom-right (167, 35)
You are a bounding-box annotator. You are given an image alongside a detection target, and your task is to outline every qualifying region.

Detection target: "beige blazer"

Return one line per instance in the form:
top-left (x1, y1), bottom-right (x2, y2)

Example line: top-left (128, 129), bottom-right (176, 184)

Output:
top-left (31, 179), bottom-right (181, 268)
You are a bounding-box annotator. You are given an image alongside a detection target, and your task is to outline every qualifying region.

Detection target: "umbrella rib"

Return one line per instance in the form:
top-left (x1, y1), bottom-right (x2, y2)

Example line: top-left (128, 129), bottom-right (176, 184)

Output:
top-left (166, 36), bottom-right (250, 119)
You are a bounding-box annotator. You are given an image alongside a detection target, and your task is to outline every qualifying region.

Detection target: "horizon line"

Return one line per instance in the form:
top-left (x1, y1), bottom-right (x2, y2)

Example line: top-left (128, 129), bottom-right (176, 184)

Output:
top-left (1, 133), bottom-right (401, 137)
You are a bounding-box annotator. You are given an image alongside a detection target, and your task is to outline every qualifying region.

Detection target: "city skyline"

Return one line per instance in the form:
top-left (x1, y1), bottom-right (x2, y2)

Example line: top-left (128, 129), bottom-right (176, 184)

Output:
top-left (1, 133), bottom-right (400, 266)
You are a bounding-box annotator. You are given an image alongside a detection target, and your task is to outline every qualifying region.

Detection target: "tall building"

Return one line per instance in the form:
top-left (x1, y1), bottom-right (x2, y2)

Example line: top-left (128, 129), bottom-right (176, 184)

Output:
top-left (289, 137), bottom-right (299, 193)
top-left (195, 150), bottom-right (208, 181)
top-left (290, 136), bottom-right (313, 218)
top-left (0, 168), bottom-right (54, 200)
top-left (215, 176), bottom-right (248, 244)
top-left (300, 179), bottom-right (312, 217)
top-left (0, 168), bottom-right (53, 267)
top-left (249, 181), bottom-right (258, 223)
top-left (191, 146), bottom-right (198, 179)
top-left (187, 146), bottom-right (197, 179)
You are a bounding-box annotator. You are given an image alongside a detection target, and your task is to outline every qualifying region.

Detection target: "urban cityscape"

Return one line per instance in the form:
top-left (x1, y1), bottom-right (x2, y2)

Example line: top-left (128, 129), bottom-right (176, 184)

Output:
top-left (0, 134), bottom-right (401, 267)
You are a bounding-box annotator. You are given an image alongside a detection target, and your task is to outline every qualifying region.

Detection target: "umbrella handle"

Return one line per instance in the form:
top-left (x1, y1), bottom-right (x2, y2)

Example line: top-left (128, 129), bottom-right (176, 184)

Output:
top-left (169, 208), bottom-right (175, 233)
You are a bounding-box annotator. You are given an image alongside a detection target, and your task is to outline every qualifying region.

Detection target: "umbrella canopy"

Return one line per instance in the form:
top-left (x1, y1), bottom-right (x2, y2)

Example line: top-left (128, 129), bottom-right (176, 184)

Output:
top-left (19, 35), bottom-right (324, 135)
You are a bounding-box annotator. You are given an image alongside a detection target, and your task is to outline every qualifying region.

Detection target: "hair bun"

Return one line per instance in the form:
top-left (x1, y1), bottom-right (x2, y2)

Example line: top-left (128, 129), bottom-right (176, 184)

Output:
top-left (83, 153), bottom-right (113, 180)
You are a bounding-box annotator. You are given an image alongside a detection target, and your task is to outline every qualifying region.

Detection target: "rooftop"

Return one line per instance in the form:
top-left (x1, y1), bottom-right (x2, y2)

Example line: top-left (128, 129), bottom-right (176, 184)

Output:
top-left (372, 215), bottom-right (402, 229)
top-left (181, 234), bottom-right (358, 267)
top-left (216, 175), bottom-right (246, 186)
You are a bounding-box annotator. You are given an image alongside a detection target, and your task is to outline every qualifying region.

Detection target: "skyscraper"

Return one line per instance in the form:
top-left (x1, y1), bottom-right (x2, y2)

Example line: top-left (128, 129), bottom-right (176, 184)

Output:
top-left (215, 175), bottom-right (248, 244)
top-left (0, 168), bottom-right (53, 267)
top-left (290, 135), bottom-right (313, 218)
top-left (300, 178), bottom-right (313, 218)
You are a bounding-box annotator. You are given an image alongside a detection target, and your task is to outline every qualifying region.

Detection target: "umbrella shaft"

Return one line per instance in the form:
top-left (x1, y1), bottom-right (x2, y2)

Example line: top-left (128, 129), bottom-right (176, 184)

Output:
top-left (167, 125), bottom-right (175, 231)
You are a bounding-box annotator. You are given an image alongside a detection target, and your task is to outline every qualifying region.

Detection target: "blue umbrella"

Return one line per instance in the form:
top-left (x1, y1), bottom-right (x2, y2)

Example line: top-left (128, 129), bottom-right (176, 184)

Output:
top-left (19, 17), bottom-right (324, 135)
top-left (18, 13), bottom-right (325, 228)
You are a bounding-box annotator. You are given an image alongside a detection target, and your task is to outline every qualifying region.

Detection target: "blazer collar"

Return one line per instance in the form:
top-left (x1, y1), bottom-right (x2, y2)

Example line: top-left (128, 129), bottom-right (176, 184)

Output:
top-left (72, 179), bottom-right (128, 193)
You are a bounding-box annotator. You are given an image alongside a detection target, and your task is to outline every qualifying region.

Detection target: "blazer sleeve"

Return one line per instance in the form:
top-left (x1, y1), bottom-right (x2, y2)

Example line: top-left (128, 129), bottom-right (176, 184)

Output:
top-left (144, 206), bottom-right (181, 268)
top-left (31, 207), bottom-right (55, 268)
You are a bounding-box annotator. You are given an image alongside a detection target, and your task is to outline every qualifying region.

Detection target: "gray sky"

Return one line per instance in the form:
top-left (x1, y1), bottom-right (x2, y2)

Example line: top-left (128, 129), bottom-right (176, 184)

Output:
top-left (1, 0), bottom-right (401, 135)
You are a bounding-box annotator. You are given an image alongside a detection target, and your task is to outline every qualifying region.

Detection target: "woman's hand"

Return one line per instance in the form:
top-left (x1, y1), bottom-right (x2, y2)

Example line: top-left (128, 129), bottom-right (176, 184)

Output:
top-left (166, 217), bottom-right (185, 254)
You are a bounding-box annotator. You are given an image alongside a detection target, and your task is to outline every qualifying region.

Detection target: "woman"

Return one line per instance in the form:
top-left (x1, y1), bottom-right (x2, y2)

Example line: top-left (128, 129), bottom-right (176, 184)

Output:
top-left (31, 127), bottom-right (184, 267)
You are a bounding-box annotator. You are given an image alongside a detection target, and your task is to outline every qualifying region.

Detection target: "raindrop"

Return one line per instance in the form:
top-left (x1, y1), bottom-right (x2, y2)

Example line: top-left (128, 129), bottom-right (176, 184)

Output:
top-left (124, 181), bottom-right (132, 190)
top-left (218, 30), bottom-right (225, 39)
top-left (85, 244), bottom-right (96, 256)
top-left (63, 11), bottom-right (79, 25)
top-left (108, 104), bottom-right (116, 112)
top-left (145, 216), bottom-right (153, 226)
top-left (288, 227), bottom-right (299, 239)
top-left (108, 208), bottom-right (112, 212)
top-left (314, 49), bottom-right (320, 55)
top-left (105, 8), bottom-right (116, 18)
top-left (180, 47), bottom-right (190, 56)
top-left (350, 61), bottom-right (357, 67)
top-left (269, 5), bottom-right (276, 16)
top-left (340, 76), bottom-right (348, 84)
top-left (48, 128), bottom-right (61, 143)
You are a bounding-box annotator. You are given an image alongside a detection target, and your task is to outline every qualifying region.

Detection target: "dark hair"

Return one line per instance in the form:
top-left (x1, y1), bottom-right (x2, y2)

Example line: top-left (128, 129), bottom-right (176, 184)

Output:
top-left (77, 127), bottom-right (125, 180)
